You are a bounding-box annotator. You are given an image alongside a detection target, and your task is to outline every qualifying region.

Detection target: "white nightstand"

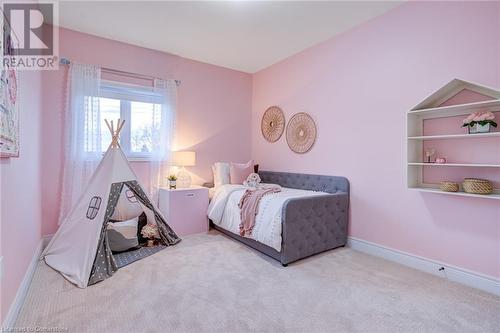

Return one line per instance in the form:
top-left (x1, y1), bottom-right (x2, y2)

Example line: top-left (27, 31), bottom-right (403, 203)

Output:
top-left (158, 186), bottom-right (209, 236)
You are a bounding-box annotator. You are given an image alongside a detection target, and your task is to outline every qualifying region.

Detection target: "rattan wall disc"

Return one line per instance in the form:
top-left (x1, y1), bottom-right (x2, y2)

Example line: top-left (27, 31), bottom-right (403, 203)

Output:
top-left (286, 112), bottom-right (317, 154)
top-left (261, 106), bottom-right (285, 142)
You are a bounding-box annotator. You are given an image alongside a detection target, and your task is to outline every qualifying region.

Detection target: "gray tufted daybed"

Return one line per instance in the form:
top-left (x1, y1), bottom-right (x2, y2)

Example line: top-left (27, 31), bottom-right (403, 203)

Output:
top-left (210, 171), bottom-right (349, 266)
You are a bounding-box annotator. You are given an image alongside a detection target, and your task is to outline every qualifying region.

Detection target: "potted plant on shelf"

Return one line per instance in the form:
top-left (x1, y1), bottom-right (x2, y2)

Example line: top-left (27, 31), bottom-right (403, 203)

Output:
top-left (462, 111), bottom-right (497, 134)
top-left (168, 174), bottom-right (177, 189)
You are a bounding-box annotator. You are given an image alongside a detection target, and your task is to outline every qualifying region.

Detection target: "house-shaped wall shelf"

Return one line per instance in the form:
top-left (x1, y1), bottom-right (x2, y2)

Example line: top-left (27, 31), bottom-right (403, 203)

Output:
top-left (407, 79), bottom-right (500, 200)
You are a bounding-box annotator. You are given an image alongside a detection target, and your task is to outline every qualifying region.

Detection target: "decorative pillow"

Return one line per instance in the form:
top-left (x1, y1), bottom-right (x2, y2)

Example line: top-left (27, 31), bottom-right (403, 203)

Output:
top-left (230, 160), bottom-right (254, 184)
top-left (212, 162), bottom-right (230, 187)
top-left (107, 216), bottom-right (139, 252)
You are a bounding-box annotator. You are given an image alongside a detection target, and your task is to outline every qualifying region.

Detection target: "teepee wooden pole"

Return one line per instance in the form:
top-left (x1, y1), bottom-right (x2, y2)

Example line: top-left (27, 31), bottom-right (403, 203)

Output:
top-left (104, 118), bottom-right (125, 148)
top-left (104, 119), bottom-right (113, 135)
top-left (116, 119), bottom-right (125, 135)
top-left (114, 119), bottom-right (124, 148)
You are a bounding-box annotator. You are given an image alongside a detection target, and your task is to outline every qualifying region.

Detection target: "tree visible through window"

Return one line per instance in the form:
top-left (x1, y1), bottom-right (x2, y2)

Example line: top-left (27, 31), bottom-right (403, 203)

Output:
top-left (130, 101), bottom-right (162, 154)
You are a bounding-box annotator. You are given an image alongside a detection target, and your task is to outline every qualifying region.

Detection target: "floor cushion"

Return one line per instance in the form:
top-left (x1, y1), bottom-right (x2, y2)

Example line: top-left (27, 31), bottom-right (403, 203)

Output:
top-left (107, 216), bottom-right (139, 252)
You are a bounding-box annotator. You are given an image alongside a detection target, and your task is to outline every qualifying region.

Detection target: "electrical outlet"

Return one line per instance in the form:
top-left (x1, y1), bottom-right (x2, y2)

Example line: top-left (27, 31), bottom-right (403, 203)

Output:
top-left (438, 266), bottom-right (447, 278)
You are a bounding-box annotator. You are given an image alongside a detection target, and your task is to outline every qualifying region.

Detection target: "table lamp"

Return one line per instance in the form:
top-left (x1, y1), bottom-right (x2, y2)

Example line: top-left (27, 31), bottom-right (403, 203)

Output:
top-left (172, 151), bottom-right (196, 188)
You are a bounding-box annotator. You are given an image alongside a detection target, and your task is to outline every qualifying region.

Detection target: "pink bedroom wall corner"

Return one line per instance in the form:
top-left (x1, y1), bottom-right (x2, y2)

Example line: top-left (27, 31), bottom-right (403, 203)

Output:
top-left (1, 70), bottom-right (43, 323)
top-left (40, 27), bottom-right (252, 236)
top-left (251, 1), bottom-right (500, 278)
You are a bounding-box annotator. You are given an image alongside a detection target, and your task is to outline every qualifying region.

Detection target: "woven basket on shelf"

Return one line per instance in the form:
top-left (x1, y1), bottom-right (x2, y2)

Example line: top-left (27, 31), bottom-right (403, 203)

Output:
top-left (440, 181), bottom-right (459, 192)
top-left (462, 178), bottom-right (493, 194)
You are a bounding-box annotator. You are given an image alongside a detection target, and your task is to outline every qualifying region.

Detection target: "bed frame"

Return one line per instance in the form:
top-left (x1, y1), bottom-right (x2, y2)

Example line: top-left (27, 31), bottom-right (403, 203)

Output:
top-left (210, 171), bottom-right (349, 266)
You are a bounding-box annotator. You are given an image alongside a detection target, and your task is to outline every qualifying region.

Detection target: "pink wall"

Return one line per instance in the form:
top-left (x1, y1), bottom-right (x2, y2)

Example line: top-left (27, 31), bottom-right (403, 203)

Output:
top-left (1, 71), bottom-right (43, 322)
top-left (251, 1), bottom-right (500, 277)
top-left (3, 2), bottom-right (500, 323)
top-left (41, 28), bottom-right (252, 236)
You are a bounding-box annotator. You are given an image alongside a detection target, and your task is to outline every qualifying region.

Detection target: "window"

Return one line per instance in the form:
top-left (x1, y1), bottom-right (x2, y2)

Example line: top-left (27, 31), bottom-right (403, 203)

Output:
top-left (125, 190), bottom-right (138, 203)
top-left (86, 196), bottom-right (102, 220)
top-left (85, 81), bottom-right (165, 160)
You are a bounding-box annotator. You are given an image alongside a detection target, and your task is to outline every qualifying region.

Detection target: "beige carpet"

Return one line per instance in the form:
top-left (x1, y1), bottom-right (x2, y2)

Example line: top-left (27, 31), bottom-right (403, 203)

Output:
top-left (15, 231), bottom-right (500, 333)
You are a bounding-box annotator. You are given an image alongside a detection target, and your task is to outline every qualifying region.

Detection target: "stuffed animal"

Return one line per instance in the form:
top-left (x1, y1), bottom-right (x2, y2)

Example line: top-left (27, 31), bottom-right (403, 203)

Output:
top-left (244, 173), bottom-right (261, 188)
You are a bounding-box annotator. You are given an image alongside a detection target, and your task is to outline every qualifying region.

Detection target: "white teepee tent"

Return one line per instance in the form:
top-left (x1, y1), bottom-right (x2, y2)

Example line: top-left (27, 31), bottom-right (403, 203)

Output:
top-left (42, 119), bottom-right (180, 288)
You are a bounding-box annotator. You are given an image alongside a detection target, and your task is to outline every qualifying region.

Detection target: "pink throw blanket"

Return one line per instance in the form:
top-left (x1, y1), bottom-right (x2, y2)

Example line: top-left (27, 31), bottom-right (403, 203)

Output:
top-left (238, 187), bottom-right (281, 236)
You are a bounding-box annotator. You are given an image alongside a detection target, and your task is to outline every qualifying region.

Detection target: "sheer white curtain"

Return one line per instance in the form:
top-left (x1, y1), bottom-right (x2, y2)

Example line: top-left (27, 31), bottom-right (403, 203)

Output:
top-left (149, 78), bottom-right (177, 202)
top-left (58, 63), bottom-right (102, 225)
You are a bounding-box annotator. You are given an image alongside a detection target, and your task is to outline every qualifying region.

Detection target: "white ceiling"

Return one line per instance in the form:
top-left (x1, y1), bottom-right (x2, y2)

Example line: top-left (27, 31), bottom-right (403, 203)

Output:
top-left (57, 1), bottom-right (401, 73)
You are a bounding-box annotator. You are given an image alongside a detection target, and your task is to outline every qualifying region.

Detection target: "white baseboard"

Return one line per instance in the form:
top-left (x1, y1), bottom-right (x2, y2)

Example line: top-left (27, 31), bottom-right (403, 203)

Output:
top-left (347, 236), bottom-right (500, 296)
top-left (2, 234), bottom-right (52, 329)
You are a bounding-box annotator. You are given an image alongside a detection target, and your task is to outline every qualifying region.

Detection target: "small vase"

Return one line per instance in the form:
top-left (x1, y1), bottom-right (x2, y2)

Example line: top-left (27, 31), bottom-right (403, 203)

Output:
top-left (468, 123), bottom-right (490, 134)
top-left (169, 180), bottom-right (176, 189)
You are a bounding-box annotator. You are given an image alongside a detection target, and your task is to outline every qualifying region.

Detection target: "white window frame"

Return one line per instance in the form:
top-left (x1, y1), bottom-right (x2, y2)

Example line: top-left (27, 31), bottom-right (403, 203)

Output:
top-left (98, 80), bottom-right (163, 162)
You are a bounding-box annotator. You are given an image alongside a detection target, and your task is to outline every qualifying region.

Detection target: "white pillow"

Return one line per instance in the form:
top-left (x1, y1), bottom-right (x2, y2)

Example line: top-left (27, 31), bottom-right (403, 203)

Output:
top-left (107, 217), bottom-right (139, 252)
top-left (212, 162), bottom-right (230, 187)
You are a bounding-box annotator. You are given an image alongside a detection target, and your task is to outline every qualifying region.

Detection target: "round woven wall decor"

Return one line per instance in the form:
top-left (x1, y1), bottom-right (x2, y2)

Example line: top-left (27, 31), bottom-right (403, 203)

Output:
top-left (261, 106), bottom-right (285, 142)
top-left (286, 112), bottom-right (317, 154)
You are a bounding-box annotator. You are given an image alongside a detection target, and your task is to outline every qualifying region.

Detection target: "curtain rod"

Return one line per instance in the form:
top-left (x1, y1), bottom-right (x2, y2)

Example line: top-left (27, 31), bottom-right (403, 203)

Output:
top-left (59, 57), bottom-right (181, 87)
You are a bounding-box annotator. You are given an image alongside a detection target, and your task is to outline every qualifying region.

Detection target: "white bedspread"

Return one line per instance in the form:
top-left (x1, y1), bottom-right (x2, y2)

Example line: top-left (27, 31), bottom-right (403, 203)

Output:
top-left (207, 184), bottom-right (327, 251)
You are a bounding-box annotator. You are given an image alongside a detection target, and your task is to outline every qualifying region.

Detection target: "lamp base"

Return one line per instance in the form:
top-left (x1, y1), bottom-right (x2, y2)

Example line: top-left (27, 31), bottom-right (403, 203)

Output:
top-left (176, 167), bottom-right (192, 188)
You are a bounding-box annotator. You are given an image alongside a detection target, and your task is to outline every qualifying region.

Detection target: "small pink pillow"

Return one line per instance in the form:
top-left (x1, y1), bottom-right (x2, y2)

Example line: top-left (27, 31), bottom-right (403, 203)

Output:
top-left (230, 160), bottom-right (254, 184)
